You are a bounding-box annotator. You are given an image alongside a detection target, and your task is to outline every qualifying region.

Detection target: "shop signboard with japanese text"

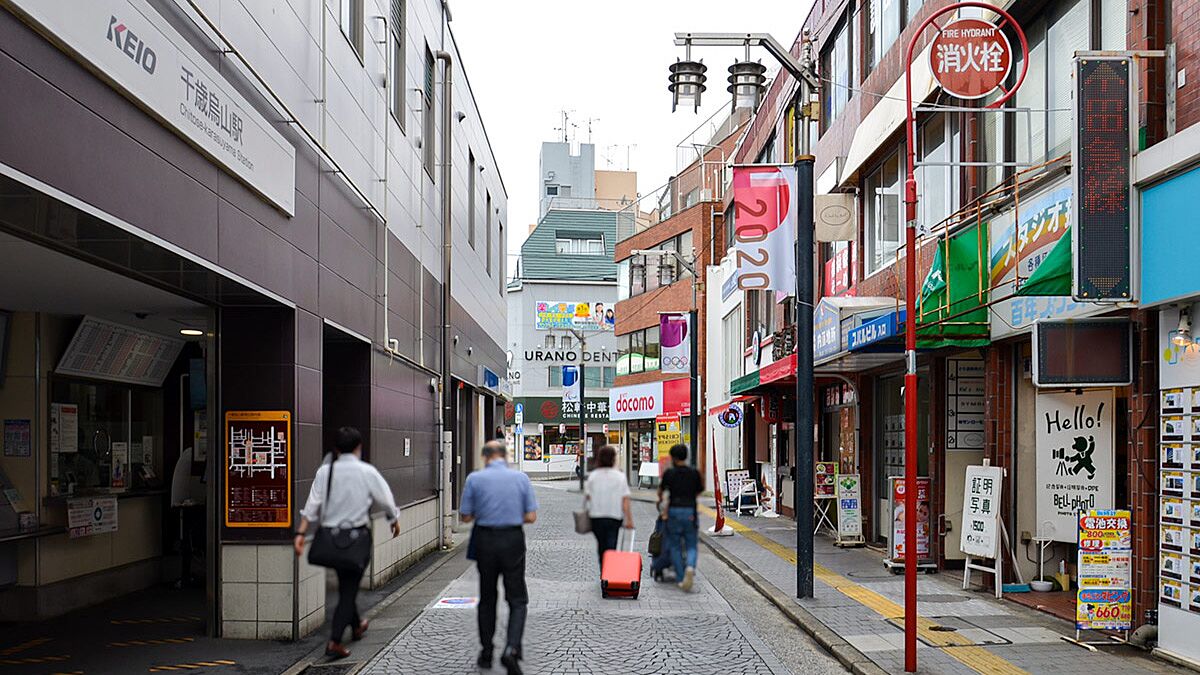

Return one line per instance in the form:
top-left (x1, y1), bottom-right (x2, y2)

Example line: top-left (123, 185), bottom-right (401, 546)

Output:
top-left (67, 496), bottom-right (118, 538)
top-left (731, 165), bottom-right (797, 293)
top-left (224, 410), bottom-right (291, 528)
top-left (5, 0), bottom-right (296, 214)
top-left (813, 300), bottom-right (841, 361)
top-left (836, 474), bottom-right (863, 539)
top-left (534, 301), bottom-right (615, 331)
top-left (1035, 390), bottom-right (1114, 542)
top-left (655, 415), bottom-right (681, 461)
top-left (815, 462), bottom-right (837, 499)
top-left (960, 465), bottom-right (1002, 559)
top-left (1076, 510), bottom-right (1132, 631)
top-left (890, 477), bottom-right (931, 561)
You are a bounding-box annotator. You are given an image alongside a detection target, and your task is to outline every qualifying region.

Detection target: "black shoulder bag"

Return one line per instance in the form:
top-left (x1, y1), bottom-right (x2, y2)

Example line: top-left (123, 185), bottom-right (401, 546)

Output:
top-left (307, 455), bottom-right (372, 572)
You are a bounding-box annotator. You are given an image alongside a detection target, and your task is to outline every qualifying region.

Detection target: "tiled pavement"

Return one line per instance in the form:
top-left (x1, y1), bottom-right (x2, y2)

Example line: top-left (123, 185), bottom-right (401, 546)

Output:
top-left (361, 483), bottom-right (843, 675)
top-left (684, 496), bottom-right (1186, 675)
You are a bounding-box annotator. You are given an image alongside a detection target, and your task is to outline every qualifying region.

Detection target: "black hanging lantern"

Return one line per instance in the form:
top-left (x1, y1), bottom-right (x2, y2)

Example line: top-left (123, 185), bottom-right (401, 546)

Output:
top-left (669, 58), bottom-right (708, 113)
top-left (727, 60), bottom-right (767, 112)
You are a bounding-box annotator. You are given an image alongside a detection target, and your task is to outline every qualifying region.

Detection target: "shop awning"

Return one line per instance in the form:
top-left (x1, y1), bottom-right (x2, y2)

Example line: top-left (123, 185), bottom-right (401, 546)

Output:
top-left (917, 221), bottom-right (991, 349)
top-left (730, 370), bottom-right (760, 395)
top-left (1014, 229), bottom-right (1072, 297)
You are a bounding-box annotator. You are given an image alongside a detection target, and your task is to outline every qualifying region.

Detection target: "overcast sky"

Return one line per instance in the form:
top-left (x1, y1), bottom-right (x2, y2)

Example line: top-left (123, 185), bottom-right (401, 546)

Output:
top-left (449, 1), bottom-right (808, 267)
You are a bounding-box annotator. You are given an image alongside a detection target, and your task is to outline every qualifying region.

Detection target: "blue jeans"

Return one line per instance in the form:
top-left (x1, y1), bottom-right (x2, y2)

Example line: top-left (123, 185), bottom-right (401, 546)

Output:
top-left (667, 507), bottom-right (699, 580)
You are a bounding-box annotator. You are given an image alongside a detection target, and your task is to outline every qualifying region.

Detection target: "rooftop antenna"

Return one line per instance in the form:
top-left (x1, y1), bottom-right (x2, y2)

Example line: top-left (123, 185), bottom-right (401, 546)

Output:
top-left (584, 117), bottom-right (600, 144)
top-left (554, 109), bottom-right (575, 143)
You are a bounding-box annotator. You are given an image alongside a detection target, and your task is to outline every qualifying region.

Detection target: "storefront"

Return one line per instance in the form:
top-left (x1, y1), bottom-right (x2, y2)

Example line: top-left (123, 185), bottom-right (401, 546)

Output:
top-left (608, 378), bottom-right (691, 484)
top-left (506, 396), bottom-right (612, 473)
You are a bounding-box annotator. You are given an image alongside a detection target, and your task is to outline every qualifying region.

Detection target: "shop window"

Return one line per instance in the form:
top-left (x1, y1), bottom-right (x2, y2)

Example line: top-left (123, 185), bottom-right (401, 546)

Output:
top-left (617, 326), bottom-right (660, 375)
top-left (820, 14), bottom-right (853, 133)
top-left (865, 147), bottom-right (902, 275)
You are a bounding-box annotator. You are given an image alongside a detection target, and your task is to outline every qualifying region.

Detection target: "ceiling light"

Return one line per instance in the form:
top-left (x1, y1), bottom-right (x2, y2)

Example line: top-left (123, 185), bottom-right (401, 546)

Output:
top-left (180, 329), bottom-right (204, 337)
top-left (1173, 307), bottom-right (1193, 347)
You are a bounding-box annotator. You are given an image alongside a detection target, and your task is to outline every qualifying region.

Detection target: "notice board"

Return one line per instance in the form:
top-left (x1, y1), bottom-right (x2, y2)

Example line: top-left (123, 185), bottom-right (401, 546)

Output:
top-left (224, 411), bottom-right (291, 528)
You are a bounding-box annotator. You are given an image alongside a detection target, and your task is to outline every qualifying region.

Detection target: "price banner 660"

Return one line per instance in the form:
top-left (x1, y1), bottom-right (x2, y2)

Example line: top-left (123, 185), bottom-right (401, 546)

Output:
top-left (732, 165), bottom-right (798, 293)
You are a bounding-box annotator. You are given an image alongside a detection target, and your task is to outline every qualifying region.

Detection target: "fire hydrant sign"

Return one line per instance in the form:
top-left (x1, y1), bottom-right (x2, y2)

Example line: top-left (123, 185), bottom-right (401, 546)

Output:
top-left (960, 465), bottom-right (1002, 558)
top-left (1035, 390), bottom-right (1115, 542)
top-left (1075, 509), bottom-right (1132, 631)
top-left (930, 18), bottom-right (1013, 100)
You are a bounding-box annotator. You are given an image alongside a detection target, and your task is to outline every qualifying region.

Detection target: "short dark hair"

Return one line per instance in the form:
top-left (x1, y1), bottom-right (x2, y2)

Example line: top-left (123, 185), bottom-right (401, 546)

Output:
top-left (597, 445), bottom-right (617, 468)
top-left (335, 427), bottom-right (362, 454)
top-left (481, 440), bottom-right (506, 459)
top-left (669, 444), bottom-right (689, 462)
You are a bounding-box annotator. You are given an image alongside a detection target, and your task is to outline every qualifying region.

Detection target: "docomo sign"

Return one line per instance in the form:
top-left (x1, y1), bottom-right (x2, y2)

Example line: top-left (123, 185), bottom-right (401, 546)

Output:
top-left (929, 18), bottom-right (1013, 99)
top-left (609, 381), bottom-right (663, 420)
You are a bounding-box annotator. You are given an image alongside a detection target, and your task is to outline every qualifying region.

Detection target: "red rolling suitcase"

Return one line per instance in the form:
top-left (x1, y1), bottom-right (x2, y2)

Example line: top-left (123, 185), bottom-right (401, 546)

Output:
top-left (600, 529), bottom-right (641, 599)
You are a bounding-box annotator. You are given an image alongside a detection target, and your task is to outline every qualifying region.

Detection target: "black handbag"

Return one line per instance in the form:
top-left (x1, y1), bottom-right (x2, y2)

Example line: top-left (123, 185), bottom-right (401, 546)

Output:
top-left (307, 455), bottom-right (372, 572)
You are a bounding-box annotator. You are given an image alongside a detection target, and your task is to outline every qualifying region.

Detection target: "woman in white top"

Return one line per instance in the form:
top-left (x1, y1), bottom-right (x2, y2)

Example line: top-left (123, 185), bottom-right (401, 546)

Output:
top-left (584, 444), bottom-right (633, 568)
top-left (293, 427), bottom-right (400, 659)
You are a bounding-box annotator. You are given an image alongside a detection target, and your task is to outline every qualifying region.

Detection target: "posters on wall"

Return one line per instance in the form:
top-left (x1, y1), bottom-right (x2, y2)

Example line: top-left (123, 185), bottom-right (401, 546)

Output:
top-left (110, 442), bottom-right (128, 490)
top-left (1076, 510), bottom-right (1132, 631)
top-left (836, 474), bottom-right (863, 540)
top-left (1035, 389), bottom-right (1115, 542)
top-left (534, 301), bottom-right (614, 331)
top-left (960, 465), bottom-right (1003, 559)
top-left (3, 420), bottom-right (31, 457)
top-left (67, 496), bottom-right (118, 538)
top-left (523, 435), bottom-right (543, 461)
top-left (224, 411), bottom-right (291, 528)
top-left (655, 415), bottom-right (681, 460)
top-left (946, 356), bottom-right (986, 451)
top-left (890, 477), bottom-right (931, 561)
top-left (50, 403), bottom-right (79, 454)
top-left (660, 313), bottom-right (691, 374)
top-left (815, 462), bottom-right (837, 498)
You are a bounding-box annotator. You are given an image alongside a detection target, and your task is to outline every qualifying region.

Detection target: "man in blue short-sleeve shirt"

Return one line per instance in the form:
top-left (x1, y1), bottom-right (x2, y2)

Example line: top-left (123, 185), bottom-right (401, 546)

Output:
top-left (460, 441), bottom-right (538, 675)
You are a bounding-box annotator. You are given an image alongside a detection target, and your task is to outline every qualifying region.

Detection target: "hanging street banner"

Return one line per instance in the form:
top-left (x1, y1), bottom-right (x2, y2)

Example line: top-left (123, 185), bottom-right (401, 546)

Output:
top-left (836, 474), bottom-right (863, 539)
top-left (929, 18), bottom-right (1013, 100)
top-left (1035, 390), bottom-right (1115, 542)
top-left (660, 313), bottom-right (691, 374)
top-left (561, 365), bottom-right (580, 404)
top-left (960, 465), bottom-right (1003, 559)
top-left (1076, 509), bottom-right (1132, 631)
top-left (732, 165), bottom-right (798, 293)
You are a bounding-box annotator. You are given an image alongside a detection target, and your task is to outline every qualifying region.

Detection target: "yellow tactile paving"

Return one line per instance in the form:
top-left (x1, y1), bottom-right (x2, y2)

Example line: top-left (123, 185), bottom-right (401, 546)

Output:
top-left (698, 505), bottom-right (1030, 675)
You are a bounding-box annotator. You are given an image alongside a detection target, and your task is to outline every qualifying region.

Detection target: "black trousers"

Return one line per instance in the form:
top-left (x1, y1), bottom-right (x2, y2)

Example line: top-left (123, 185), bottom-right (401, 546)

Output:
top-left (475, 526), bottom-right (528, 653)
top-left (332, 565), bottom-right (365, 643)
top-left (591, 517), bottom-right (621, 568)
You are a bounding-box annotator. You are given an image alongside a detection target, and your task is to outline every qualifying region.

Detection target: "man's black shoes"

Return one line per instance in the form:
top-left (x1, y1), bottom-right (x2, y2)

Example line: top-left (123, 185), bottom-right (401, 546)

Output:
top-left (500, 647), bottom-right (523, 675)
top-left (477, 647), bottom-right (493, 669)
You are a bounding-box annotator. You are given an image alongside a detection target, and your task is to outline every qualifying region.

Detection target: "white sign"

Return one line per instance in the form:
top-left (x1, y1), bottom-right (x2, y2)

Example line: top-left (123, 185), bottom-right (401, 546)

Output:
top-left (960, 465), bottom-right (1003, 558)
top-left (946, 356), bottom-right (986, 451)
top-left (732, 165), bottom-right (798, 293)
top-left (50, 403), bottom-right (79, 454)
top-left (1035, 389), bottom-right (1115, 542)
top-left (7, 0), bottom-right (296, 214)
top-left (660, 314), bottom-right (691, 375)
top-left (836, 474), bottom-right (863, 538)
top-left (608, 381), bottom-right (664, 421)
top-left (67, 496), bottom-right (119, 538)
top-left (111, 441), bottom-right (129, 489)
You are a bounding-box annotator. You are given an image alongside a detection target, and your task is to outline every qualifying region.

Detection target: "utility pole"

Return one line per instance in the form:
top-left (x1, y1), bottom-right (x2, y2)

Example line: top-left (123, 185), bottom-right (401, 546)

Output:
top-left (578, 333), bottom-right (586, 491)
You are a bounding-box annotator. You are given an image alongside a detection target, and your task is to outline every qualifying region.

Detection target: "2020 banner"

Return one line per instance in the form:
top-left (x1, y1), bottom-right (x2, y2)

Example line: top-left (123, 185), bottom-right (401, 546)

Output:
top-left (732, 165), bottom-right (797, 293)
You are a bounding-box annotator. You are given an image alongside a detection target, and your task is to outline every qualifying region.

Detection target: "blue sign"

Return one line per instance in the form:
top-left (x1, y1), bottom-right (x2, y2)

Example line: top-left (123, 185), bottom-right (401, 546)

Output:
top-left (847, 310), bottom-right (905, 351)
top-left (481, 367), bottom-right (500, 390)
top-left (813, 300), bottom-right (841, 360)
top-left (514, 403), bottom-right (524, 414)
top-left (721, 273), bottom-right (738, 301)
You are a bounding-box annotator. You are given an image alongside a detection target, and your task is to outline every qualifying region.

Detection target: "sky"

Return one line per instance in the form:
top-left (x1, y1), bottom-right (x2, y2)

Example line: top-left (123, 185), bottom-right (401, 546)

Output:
top-left (448, 0), bottom-right (808, 269)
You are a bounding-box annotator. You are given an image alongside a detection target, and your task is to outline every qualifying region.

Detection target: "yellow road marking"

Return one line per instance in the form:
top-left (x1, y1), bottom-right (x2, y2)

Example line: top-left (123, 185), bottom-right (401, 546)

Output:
top-left (0, 638), bottom-right (51, 656)
top-left (699, 505), bottom-right (1029, 675)
top-left (111, 616), bottom-right (200, 625)
top-left (109, 637), bottom-right (195, 648)
top-left (0, 654), bottom-right (70, 665)
top-left (148, 659), bottom-right (235, 673)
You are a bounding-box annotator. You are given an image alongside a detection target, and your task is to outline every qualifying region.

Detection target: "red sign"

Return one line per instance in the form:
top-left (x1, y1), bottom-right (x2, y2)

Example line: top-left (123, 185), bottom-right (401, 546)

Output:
top-left (823, 244), bottom-right (854, 297)
top-left (662, 378), bottom-right (692, 416)
top-left (891, 477), bottom-right (931, 561)
top-left (929, 18), bottom-right (1012, 100)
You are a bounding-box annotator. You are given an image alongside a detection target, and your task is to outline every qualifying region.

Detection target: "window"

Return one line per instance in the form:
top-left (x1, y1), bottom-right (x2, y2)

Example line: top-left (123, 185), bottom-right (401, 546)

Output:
top-left (548, 366), bottom-right (562, 387)
top-left (555, 236), bottom-right (605, 255)
top-left (602, 366), bottom-right (615, 388)
top-left (916, 115), bottom-right (959, 235)
top-left (617, 327), bottom-right (660, 375)
top-left (544, 334), bottom-right (555, 348)
top-left (561, 335), bottom-right (573, 350)
top-left (339, 0), bottom-right (364, 61)
top-left (486, 193), bottom-right (493, 274)
top-left (546, 185), bottom-right (559, 196)
top-left (746, 291), bottom-right (776, 345)
top-left (623, 231), bottom-right (694, 298)
top-left (498, 221), bottom-right (505, 295)
top-left (722, 307), bottom-right (744, 399)
top-left (865, 148), bottom-right (902, 275)
top-left (865, 0), bottom-right (916, 73)
top-left (820, 16), bottom-right (852, 132)
top-left (389, 0), bottom-right (405, 130)
top-left (467, 152), bottom-right (476, 248)
top-left (422, 46), bottom-right (436, 179)
top-left (584, 367), bottom-right (601, 388)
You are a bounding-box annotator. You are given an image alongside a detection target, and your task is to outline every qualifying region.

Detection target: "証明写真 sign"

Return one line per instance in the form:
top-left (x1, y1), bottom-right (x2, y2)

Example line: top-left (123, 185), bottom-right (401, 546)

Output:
top-left (960, 464), bottom-right (1002, 558)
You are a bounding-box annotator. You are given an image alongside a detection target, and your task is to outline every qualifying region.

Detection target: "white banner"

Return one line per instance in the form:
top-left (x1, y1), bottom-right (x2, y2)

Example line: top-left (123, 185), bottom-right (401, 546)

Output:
top-left (732, 165), bottom-right (797, 293)
top-left (960, 465), bottom-right (1002, 558)
top-left (7, 0), bottom-right (296, 214)
top-left (836, 474), bottom-right (863, 538)
top-left (660, 313), bottom-right (690, 374)
top-left (1035, 389), bottom-right (1115, 542)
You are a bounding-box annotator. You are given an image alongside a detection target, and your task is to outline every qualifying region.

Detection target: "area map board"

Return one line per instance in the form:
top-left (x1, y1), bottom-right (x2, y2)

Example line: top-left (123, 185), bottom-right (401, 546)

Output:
top-left (224, 410), bottom-right (291, 528)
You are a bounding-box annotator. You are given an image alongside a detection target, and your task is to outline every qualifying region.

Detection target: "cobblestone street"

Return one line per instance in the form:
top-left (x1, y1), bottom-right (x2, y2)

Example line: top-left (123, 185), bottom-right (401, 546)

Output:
top-left (362, 482), bottom-right (845, 675)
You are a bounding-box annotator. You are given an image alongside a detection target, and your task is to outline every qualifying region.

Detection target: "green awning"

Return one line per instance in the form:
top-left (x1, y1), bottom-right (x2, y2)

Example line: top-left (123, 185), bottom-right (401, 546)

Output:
top-left (730, 370), bottom-right (760, 395)
top-left (917, 222), bottom-right (991, 349)
top-left (1015, 228), bottom-right (1072, 297)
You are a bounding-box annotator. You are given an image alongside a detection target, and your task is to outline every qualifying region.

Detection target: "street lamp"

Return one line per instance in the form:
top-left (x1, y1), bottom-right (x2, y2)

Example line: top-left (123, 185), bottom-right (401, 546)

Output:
top-left (668, 31), bottom-right (820, 603)
top-left (669, 58), bottom-right (708, 113)
top-left (632, 248), bottom-right (700, 468)
top-left (727, 60), bottom-right (767, 112)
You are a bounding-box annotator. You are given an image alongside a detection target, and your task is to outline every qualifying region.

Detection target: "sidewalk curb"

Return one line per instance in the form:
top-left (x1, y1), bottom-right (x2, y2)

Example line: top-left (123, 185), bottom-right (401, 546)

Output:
top-left (699, 534), bottom-right (888, 675)
top-left (629, 493), bottom-right (884, 675)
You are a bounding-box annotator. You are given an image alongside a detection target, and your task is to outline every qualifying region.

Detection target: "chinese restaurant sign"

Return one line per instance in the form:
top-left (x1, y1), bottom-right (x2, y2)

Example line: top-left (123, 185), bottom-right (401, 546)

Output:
top-left (224, 410), bottom-right (291, 528)
top-left (732, 165), bottom-right (797, 293)
top-left (930, 18), bottom-right (1013, 100)
top-left (1076, 510), bottom-right (1132, 631)
top-left (7, 0), bottom-right (296, 214)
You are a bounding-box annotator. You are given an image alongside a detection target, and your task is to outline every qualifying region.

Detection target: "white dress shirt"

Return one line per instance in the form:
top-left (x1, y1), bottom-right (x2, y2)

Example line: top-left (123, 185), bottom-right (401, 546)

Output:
top-left (301, 453), bottom-right (399, 528)
top-left (585, 467), bottom-right (630, 520)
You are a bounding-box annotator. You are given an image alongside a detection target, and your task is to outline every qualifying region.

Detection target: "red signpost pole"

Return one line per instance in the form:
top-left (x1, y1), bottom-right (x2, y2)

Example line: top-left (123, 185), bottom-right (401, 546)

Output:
top-left (902, 4), bottom-right (1026, 671)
